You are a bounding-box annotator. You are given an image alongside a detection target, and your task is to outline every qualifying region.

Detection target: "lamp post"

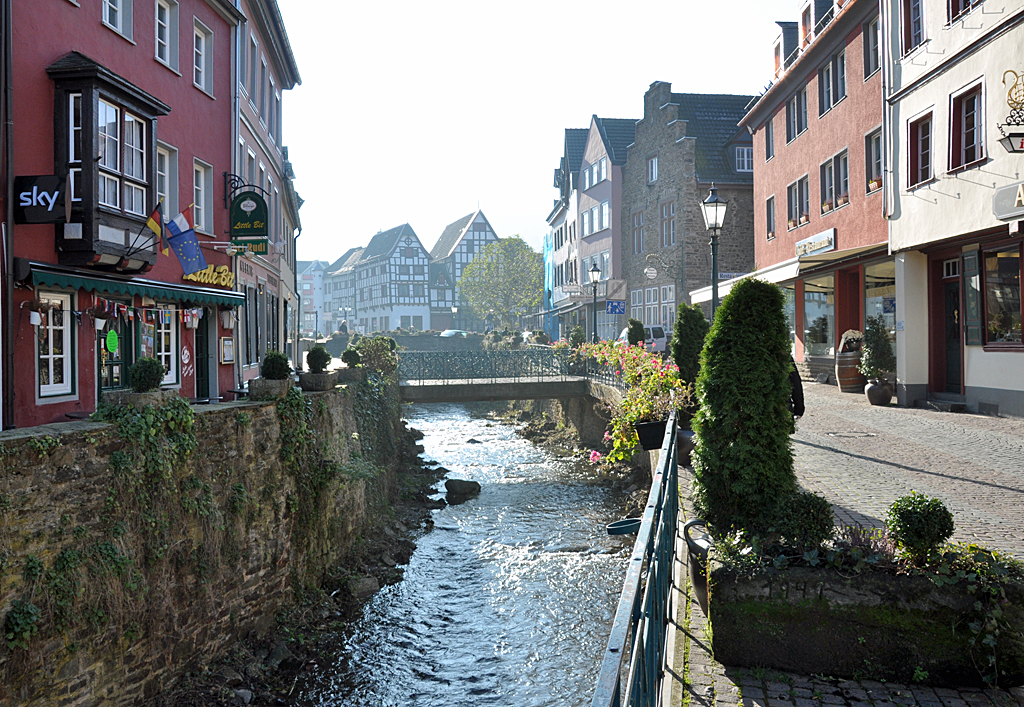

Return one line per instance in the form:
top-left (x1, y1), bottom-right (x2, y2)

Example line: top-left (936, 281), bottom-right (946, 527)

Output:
top-left (589, 262), bottom-right (601, 343)
top-left (700, 183), bottom-right (728, 317)
top-left (451, 304), bottom-right (458, 329)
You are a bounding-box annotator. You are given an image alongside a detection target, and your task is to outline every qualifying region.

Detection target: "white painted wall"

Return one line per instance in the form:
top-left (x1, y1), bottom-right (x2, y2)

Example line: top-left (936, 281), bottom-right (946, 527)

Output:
top-left (895, 251), bottom-right (929, 396)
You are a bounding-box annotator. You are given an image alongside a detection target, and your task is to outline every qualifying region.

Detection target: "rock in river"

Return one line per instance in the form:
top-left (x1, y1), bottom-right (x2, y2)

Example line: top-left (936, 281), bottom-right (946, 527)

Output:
top-left (445, 478), bottom-right (481, 504)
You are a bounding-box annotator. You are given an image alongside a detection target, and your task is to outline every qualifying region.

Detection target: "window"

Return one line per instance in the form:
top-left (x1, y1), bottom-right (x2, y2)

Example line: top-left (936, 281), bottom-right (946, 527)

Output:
top-left (902, 0), bottom-right (924, 54)
top-left (819, 51), bottom-right (846, 115)
top-left (156, 144), bottom-right (177, 215)
top-left (398, 283), bottom-right (409, 297)
top-left (601, 201), bottom-right (610, 231)
top-left (909, 113), bottom-right (932, 187)
top-left (274, 92), bottom-right (282, 145)
top-left (647, 156), bottom-right (658, 183)
top-left (36, 292), bottom-right (73, 397)
top-left (786, 88), bottom-right (807, 142)
top-left (155, 1), bottom-right (179, 70)
top-left (268, 78), bottom-right (276, 140)
top-left (984, 247), bottom-right (1022, 344)
top-left (765, 119), bottom-right (774, 160)
top-left (583, 168), bottom-right (590, 190)
top-left (68, 94), bottom-right (82, 201)
top-left (660, 202), bottom-right (675, 247)
top-left (193, 159), bottom-right (213, 233)
top-left (154, 307), bottom-right (178, 385)
top-left (735, 146), bottom-right (753, 172)
top-left (248, 35), bottom-right (258, 102)
top-left (123, 114), bottom-right (146, 215)
top-left (951, 84), bottom-right (984, 170)
top-left (787, 175), bottom-right (810, 228)
top-left (865, 129), bottom-right (883, 190)
top-left (600, 157), bottom-right (607, 181)
top-left (103, 0), bottom-right (133, 39)
top-left (259, 59), bottom-right (268, 119)
top-left (193, 19), bottom-right (213, 94)
top-left (820, 150), bottom-right (849, 212)
top-left (632, 212), bottom-right (644, 254)
top-left (592, 163), bottom-right (599, 186)
top-left (591, 205), bottom-right (599, 231)
top-left (581, 209), bottom-right (590, 236)
top-left (413, 284), bottom-right (424, 297)
top-left (96, 99), bottom-right (150, 216)
top-left (630, 289), bottom-right (643, 320)
top-left (645, 287), bottom-right (659, 325)
top-left (97, 99), bottom-right (120, 208)
top-left (949, 0), bottom-right (982, 22)
top-left (766, 196), bottom-right (776, 240)
top-left (864, 16), bottom-right (880, 77)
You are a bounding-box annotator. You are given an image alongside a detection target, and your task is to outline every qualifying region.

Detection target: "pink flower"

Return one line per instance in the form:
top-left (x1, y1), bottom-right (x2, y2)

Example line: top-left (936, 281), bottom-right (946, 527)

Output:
top-left (603, 430), bottom-right (612, 442)
top-left (590, 450), bottom-right (603, 463)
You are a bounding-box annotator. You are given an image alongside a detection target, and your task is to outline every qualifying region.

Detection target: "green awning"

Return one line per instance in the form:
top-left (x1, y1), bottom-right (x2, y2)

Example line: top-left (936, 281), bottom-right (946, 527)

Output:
top-left (28, 264), bottom-right (245, 308)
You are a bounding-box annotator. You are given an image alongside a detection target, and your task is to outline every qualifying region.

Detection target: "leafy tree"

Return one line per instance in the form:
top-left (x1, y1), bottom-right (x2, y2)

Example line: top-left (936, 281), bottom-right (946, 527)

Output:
top-left (458, 236), bottom-right (542, 328)
top-left (691, 278), bottom-right (798, 536)
top-left (568, 325), bottom-right (585, 348)
top-left (670, 303), bottom-right (710, 384)
top-left (860, 314), bottom-right (897, 379)
top-left (626, 318), bottom-right (645, 347)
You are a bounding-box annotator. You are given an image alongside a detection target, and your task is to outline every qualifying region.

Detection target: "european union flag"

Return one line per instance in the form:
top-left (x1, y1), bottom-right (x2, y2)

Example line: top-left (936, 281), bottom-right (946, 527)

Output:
top-left (168, 229), bottom-right (207, 276)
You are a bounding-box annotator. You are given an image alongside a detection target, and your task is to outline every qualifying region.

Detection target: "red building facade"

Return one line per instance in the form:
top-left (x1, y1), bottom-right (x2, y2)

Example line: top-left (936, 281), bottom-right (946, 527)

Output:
top-left (4, 0), bottom-right (246, 427)
top-left (739, 0), bottom-right (890, 368)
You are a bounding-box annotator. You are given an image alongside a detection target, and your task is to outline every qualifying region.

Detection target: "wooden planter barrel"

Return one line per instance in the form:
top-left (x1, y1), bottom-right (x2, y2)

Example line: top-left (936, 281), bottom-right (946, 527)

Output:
top-left (834, 351), bottom-right (866, 393)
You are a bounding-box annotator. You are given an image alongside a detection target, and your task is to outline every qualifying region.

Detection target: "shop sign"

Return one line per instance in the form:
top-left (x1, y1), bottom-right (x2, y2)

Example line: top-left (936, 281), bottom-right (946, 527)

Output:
top-left (182, 264), bottom-right (235, 287)
top-left (795, 229), bottom-right (835, 257)
top-left (997, 70), bottom-right (1024, 152)
top-left (992, 181), bottom-right (1024, 221)
top-left (14, 175), bottom-right (66, 224)
top-left (231, 238), bottom-right (269, 255)
top-left (230, 191), bottom-right (268, 238)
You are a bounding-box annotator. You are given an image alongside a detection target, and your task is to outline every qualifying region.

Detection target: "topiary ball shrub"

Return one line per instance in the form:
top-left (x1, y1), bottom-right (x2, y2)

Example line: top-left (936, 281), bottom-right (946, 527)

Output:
top-left (691, 278), bottom-right (798, 536)
top-left (261, 350), bottom-right (291, 380)
top-left (129, 357), bottom-right (166, 393)
top-left (306, 344), bottom-right (331, 374)
top-left (568, 325), bottom-right (585, 348)
top-left (356, 336), bottom-right (398, 375)
top-left (671, 303), bottom-right (710, 385)
top-left (341, 347), bottom-right (361, 367)
top-left (886, 492), bottom-right (954, 564)
top-left (627, 318), bottom-right (645, 347)
top-left (776, 491), bottom-right (835, 551)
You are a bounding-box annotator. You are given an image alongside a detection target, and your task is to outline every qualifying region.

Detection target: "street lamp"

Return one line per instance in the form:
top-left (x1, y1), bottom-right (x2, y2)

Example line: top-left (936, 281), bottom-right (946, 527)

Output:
top-left (589, 261), bottom-right (602, 343)
top-left (451, 305), bottom-right (458, 328)
top-left (700, 183), bottom-right (728, 317)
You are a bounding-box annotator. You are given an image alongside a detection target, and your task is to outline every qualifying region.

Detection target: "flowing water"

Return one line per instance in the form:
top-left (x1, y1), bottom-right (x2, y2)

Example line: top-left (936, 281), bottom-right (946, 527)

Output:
top-left (297, 403), bottom-right (631, 707)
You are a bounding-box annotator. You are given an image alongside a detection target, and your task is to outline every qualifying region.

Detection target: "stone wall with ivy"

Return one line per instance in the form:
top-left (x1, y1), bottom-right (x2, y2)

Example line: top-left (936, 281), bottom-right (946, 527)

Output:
top-left (0, 378), bottom-right (403, 706)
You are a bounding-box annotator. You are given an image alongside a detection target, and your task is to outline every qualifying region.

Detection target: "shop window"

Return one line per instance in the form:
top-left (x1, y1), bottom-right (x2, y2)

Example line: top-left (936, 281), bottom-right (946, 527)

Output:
top-left (36, 293), bottom-right (74, 397)
top-left (140, 306), bottom-right (179, 385)
top-left (864, 260), bottom-right (897, 358)
top-left (950, 84), bottom-right (984, 171)
top-left (803, 275), bottom-right (834, 356)
top-left (984, 247), bottom-right (1022, 344)
top-left (908, 113), bottom-right (932, 187)
top-left (99, 304), bottom-right (133, 391)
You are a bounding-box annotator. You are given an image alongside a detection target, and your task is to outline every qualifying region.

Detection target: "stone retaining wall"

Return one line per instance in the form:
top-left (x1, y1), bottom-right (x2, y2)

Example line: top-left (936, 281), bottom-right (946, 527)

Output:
top-left (0, 385), bottom-right (401, 706)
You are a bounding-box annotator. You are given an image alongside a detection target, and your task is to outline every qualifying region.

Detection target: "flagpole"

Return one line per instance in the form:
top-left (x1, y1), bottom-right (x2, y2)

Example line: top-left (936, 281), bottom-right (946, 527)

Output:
top-left (123, 197), bottom-right (164, 261)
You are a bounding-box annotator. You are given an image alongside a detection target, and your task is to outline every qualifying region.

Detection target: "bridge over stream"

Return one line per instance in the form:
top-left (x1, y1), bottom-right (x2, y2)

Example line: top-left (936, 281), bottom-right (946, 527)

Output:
top-left (397, 349), bottom-right (623, 403)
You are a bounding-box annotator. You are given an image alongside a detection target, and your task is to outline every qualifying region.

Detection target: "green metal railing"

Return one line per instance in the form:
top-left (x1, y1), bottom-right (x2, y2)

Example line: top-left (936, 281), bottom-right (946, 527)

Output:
top-left (591, 410), bottom-right (679, 707)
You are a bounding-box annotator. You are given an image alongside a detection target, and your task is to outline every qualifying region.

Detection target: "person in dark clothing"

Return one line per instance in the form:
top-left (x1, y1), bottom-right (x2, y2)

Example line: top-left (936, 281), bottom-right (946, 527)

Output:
top-left (788, 356), bottom-right (805, 418)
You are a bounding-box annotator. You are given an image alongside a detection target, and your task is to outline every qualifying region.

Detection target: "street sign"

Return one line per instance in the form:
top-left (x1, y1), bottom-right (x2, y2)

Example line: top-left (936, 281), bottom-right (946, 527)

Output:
top-left (606, 300), bottom-right (626, 315)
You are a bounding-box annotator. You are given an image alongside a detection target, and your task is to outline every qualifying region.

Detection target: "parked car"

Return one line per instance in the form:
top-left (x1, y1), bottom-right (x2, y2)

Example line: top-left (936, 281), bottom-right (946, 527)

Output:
top-left (439, 329), bottom-right (469, 338)
top-left (617, 325), bottom-right (668, 353)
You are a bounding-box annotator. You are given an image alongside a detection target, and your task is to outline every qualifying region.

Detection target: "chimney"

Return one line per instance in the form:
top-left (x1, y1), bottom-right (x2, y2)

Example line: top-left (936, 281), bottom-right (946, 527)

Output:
top-left (777, 22), bottom-right (799, 69)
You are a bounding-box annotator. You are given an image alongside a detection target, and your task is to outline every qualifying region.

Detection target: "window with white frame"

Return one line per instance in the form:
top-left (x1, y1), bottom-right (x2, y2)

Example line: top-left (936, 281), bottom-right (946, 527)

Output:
top-left (630, 289), bottom-right (643, 320)
top-left (601, 201), bottom-right (610, 231)
top-left (863, 16), bottom-right (880, 77)
top-left (948, 0), bottom-right (982, 23)
top-left (766, 195), bottom-right (776, 239)
top-left (645, 287), bottom-right (659, 325)
top-left (820, 150), bottom-right (849, 212)
top-left (600, 157), bottom-right (607, 181)
top-left (97, 99), bottom-right (120, 208)
top-left (274, 92), bottom-right (282, 144)
top-left (787, 176), bottom-right (809, 227)
top-left (865, 129), bottom-right (882, 190)
top-left (601, 251), bottom-right (610, 280)
top-left (68, 94), bottom-right (82, 202)
top-left (632, 212), bottom-right (644, 254)
top-left (786, 87), bottom-right (807, 142)
top-left (951, 83), bottom-right (984, 171)
top-left (259, 58), bottom-right (268, 120)
top-left (647, 156), bottom-right (658, 183)
top-left (581, 210), bottom-right (589, 236)
top-left (155, 306), bottom-right (178, 385)
top-left (155, 1), bottom-right (179, 70)
top-left (818, 51), bottom-right (846, 115)
top-left (193, 159), bottom-right (213, 233)
top-left (592, 163), bottom-right (599, 187)
top-left (660, 202), bottom-right (675, 247)
top-left (103, 0), bottom-right (133, 39)
top-left (268, 77), bottom-right (276, 140)
top-left (902, 0), bottom-right (924, 54)
top-left (909, 113), bottom-right (932, 187)
top-left (193, 19), bottom-right (213, 94)
top-left (661, 285), bottom-right (676, 328)
top-left (156, 143), bottom-right (177, 215)
top-left (583, 168), bottom-right (590, 190)
top-left (123, 114), bottom-right (146, 215)
top-left (248, 35), bottom-right (258, 102)
top-left (765, 118), bottom-right (774, 160)
top-left (735, 146), bottom-right (753, 172)
top-left (591, 205), bottom-right (599, 232)
top-left (36, 292), bottom-right (74, 397)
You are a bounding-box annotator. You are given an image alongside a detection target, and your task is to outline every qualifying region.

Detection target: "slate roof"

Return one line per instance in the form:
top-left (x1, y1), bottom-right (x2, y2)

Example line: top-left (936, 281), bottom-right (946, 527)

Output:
top-left (565, 128), bottom-right (589, 176)
top-left (327, 248), bottom-right (362, 275)
top-left (430, 212), bottom-right (475, 261)
top-left (594, 117), bottom-right (637, 166)
top-left (361, 224), bottom-right (421, 262)
top-left (674, 93), bottom-right (754, 185)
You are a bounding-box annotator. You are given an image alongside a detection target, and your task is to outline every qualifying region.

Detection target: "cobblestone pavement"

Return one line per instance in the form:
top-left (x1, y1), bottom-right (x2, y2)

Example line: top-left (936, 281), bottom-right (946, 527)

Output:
top-left (792, 383), bottom-right (1024, 558)
top-left (665, 388), bottom-right (1024, 706)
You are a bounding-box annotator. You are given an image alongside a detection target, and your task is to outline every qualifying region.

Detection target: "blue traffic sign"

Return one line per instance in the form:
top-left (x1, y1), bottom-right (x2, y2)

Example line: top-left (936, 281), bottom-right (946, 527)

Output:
top-left (606, 300), bottom-right (626, 315)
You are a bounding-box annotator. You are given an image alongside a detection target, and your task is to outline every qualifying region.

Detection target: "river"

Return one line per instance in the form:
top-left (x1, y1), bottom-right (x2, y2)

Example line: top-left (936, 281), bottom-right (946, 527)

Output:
top-left (296, 403), bottom-right (631, 707)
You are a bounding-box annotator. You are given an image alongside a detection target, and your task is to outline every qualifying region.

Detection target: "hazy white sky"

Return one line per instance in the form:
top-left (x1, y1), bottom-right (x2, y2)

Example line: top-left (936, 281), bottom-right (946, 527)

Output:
top-left (279, 0), bottom-right (799, 263)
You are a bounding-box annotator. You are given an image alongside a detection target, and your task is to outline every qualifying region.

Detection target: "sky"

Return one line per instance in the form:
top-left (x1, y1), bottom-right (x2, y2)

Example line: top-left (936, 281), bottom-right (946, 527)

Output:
top-left (278, 0), bottom-right (800, 264)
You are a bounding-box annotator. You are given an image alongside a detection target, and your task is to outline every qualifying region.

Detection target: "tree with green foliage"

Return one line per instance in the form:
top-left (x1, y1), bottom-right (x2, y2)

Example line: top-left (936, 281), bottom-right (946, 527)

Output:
top-left (859, 314), bottom-right (897, 380)
top-left (670, 303), bottom-right (710, 385)
top-left (626, 318), bottom-right (645, 347)
top-left (568, 325), bottom-right (585, 348)
top-left (458, 236), bottom-right (542, 328)
top-left (691, 278), bottom-right (798, 536)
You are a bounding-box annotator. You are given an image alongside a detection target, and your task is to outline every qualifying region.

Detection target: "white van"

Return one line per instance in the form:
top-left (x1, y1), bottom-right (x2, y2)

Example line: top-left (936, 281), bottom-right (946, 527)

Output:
top-left (617, 325), bottom-right (669, 353)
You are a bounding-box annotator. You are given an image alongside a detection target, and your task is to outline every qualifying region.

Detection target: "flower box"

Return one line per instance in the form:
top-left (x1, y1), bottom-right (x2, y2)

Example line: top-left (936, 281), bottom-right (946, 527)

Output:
top-left (787, 219), bottom-right (798, 230)
top-left (799, 214), bottom-right (809, 225)
top-left (248, 377), bottom-right (293, 400)
top-left (821, 202), bottom-right (833, 214)
top-left (868, 178), bottom-right (882, 191)
top-left (837, 193), bottom-right (849, 206)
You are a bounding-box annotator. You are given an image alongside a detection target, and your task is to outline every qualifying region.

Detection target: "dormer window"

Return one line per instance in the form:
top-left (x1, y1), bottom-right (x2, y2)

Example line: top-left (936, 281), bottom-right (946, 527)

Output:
top-left (735, 146), bottom-right (753, 172)
top-left (774, 41), bottom-right (783, 78)
top-left (801, 5), bottom-right (812, 45)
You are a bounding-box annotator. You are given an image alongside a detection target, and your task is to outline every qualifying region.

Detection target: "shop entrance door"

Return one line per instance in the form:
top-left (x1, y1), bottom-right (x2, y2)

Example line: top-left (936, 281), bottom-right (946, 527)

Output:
top-left (195, 308), bottom-right (211, 399)
top-left (944, 281), bottom-right (962, 393)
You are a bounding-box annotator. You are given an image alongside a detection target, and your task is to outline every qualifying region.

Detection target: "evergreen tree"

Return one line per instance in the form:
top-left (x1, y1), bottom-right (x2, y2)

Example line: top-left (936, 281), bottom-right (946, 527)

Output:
top-left (670, 303), bottom-right (710, 385)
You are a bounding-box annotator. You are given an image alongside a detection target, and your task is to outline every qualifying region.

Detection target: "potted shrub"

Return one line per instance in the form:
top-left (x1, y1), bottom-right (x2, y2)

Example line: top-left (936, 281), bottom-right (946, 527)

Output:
top-left (626, 318), bottom-right (645, 347)
top-left (869, 177), bottom-right (883, 191)
top-left (104, 357), bottom-right (176, 408)
top-left (799, 213), bottom-right (809, 225)
top-left (835, 329), bottom-right (867, 393)
top-left (337, 347), bottom-right (364, 383)
top-left (249, 350), bottom-right (293, 400)
top-left (860, 314), bottom-right (897, 405)
top-left (299, 344), bottom-right (335, 391)
top-left (821, 201), bottom-right (833, 214)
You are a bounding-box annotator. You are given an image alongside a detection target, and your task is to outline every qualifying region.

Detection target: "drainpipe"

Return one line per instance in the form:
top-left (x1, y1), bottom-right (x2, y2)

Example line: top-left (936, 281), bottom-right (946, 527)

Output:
top-left (2, 0), bottom-right (15, 429)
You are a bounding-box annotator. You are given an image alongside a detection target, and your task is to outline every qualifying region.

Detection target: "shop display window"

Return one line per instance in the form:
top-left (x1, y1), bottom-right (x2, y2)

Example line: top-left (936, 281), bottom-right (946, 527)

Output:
top-left (864, 261), bottom-right (897, 357)
top-left (984, 247), bottom-right (1022, 344)
top-left (803, 275), bottom-right (834, 356)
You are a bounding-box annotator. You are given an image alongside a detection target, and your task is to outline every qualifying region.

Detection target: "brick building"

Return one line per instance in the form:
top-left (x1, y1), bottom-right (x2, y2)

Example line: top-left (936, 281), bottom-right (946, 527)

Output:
top-left (624, 81), bottom-right (754, 330)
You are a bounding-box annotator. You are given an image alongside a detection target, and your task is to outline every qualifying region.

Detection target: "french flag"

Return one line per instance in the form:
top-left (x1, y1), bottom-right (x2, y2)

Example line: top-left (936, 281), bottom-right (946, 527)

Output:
top-left (165, 206), bottom-right (194, 239)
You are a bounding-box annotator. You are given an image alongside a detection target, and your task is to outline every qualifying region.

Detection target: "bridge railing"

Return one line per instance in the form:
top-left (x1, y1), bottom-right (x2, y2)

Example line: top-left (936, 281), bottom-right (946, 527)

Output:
top-left (398, 347), bottom-right (628, 388)
top-left (591, 410), bottom-right (679, 707)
